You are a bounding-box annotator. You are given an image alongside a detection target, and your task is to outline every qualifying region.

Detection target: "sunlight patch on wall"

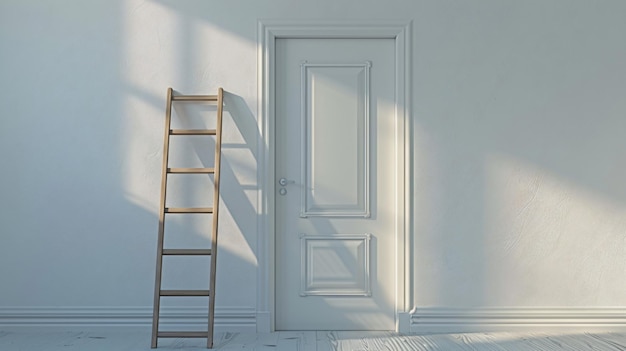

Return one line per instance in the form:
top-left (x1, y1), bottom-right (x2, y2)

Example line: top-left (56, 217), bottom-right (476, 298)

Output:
top-left (120, 0), bottom-right (258, 214)
top-left (119, 0), bottom-right (261, 298)
top-left (484, 153), bottom-right (626, 305)
top-left (120, 0), bottom-right (180, 214)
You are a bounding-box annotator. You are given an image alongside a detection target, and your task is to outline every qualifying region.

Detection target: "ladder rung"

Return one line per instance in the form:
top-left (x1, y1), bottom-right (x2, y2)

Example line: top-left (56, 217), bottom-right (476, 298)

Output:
top-left (157, 331), bottom-right (209, 338)
top-left (160, 290), bottom-right (210, 297)
top-left (165, 207), bottom-right (213, 214)
top-left (167, 168), bottom-right (215, 174)
top-left (162, 249), bottom-right (212, 255)
top-left (170, 129), bottom-right (217, 135)
top-left (171, 95), bottom-right (218, 102)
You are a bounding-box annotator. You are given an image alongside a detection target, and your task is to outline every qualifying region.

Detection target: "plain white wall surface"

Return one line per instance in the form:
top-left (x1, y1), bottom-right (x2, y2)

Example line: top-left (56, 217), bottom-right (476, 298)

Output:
top-left (1, 0), bottom-right (625, 321)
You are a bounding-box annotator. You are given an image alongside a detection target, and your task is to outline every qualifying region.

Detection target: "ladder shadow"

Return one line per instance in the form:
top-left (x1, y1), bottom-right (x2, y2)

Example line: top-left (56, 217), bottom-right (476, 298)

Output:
top-left (165, 90), bottom-right (260, 296)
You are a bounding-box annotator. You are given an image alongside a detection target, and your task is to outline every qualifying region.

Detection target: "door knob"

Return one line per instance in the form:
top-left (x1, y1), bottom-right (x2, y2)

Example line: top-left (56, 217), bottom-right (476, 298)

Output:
top-left (278, 178), bottom-right (295, 186)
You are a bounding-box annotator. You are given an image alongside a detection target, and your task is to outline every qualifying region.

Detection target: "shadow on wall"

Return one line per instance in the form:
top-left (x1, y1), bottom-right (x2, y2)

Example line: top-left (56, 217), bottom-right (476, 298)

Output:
top-left (146, 90), bottom-right (261, 307)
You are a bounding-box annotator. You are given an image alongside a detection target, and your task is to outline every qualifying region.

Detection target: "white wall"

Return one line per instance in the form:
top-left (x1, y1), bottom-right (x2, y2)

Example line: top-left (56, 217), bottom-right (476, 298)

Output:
top-left (1, 0), bottom-right (626, 330)
top-left (412, 1), bottom-right (626, 308)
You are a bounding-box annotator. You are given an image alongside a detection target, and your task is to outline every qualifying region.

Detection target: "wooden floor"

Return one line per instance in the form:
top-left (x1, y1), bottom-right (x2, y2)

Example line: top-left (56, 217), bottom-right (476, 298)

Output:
top-left (1, 330), bottom-right (626, 350)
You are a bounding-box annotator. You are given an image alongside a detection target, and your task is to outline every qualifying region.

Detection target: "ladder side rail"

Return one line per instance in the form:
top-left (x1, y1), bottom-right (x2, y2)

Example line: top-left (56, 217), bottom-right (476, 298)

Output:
top-left (207, 87), bottom-right (224, 348)
top-left (151, 87), bottom-right (174, 348)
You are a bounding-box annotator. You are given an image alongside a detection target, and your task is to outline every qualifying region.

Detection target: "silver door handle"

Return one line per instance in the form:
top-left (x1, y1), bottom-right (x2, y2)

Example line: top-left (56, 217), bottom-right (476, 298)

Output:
top-left (278, 178), bottom-right (295, 186)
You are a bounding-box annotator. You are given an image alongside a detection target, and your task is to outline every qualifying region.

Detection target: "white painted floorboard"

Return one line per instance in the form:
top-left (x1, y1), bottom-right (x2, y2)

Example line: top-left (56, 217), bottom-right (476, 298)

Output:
top-left (1, 330), bottom-right (626, 350)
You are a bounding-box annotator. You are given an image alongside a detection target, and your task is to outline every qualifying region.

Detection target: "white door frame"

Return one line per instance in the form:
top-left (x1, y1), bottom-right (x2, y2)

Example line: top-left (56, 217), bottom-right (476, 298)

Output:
top-left (257, 20), bottom-right (412, 332)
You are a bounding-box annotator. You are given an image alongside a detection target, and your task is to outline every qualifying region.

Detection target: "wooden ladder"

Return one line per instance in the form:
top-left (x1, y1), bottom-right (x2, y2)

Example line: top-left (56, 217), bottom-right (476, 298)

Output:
top-left (151, 87), bottom-right (224, 349)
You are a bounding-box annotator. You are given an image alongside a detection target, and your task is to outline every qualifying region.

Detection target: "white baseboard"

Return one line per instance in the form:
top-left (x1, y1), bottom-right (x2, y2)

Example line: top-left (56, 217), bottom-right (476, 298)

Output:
top-left (397, 312), bottom-right (411, 334)
top-left (255, 311), bottom-right (271, 333)
top-left (0, 306), bottom-right (257, 333)
top-left (410, 307), bottom-right (626, 333)
top-left (5, 306), bottom-right (624, 334)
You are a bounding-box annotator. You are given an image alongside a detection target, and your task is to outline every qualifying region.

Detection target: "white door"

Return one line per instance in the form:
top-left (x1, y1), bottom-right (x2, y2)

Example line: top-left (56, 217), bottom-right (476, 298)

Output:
top-left (275, 38), bottom-right (397, 330)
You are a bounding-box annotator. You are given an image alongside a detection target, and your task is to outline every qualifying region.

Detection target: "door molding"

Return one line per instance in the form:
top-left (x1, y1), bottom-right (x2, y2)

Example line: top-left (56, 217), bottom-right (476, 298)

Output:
top-left (257, 20), bottom-right (412, 332)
